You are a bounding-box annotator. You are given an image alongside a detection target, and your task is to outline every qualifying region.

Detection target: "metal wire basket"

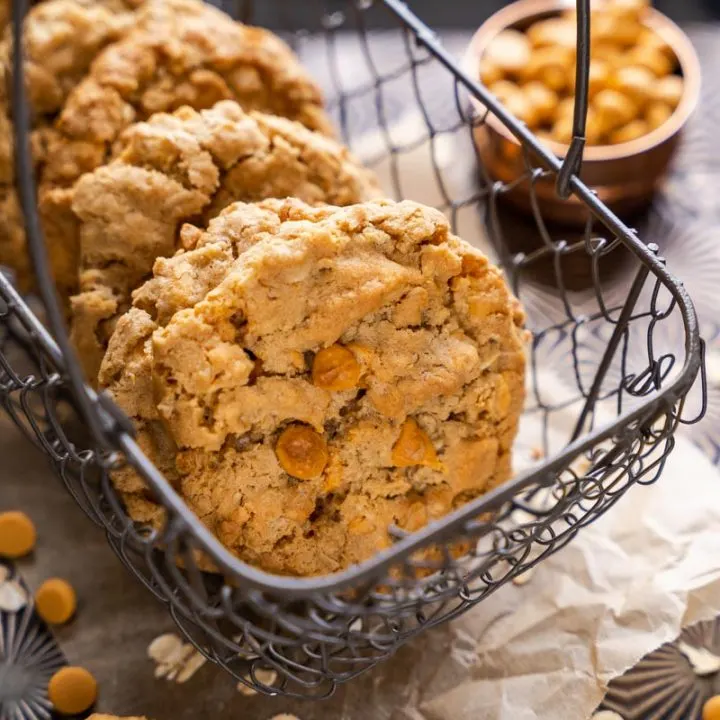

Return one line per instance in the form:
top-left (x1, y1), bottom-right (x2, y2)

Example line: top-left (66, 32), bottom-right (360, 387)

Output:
top-left (1, 0), bottom-right (706, 700)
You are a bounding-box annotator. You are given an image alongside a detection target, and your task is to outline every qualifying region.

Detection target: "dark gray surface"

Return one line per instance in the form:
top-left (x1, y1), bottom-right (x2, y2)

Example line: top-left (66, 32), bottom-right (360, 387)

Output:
top-left (240, 0), bottom-right (717, 29)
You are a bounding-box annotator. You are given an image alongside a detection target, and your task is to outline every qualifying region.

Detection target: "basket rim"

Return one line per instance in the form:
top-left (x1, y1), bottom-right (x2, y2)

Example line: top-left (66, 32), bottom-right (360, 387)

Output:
top-left (3, 0), bottom-right (703, 598)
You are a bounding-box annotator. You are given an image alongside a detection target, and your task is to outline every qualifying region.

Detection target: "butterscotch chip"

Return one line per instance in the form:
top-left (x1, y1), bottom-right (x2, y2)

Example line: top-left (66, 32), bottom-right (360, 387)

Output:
top-left (556, 96), bottom-right (576, 121)
top-left (392, 418), bottom-right (443, 470)
top-left (590, 42), bottom-right (625, 70)
top-left (488, 80), bottom-right (536, 126)
top-left (645, 101), bottom-right (673, 130)
top-left (101, 198), bottom-right (527, 576)
top-left (0, 511), bottom-right (37, 558)
top-left (638, 26), bottom-right (674, 59)
top-left (609, 119), bottom-right (649, 144)
top-left (704, 696), bottom-right (720, 720)
top-left (569, 59), bottom-right (610, 100)
top-left (609, 0), bottom-right (650, 22)
top-left (593, 88), bottom-right (637, 132)
top-left (48, 666), bottom-right (98, 715)
top-left (312, 345), bottom-right (362, 392)
top-left (522, 82), bottom-right (558, 124)
top-left (0, 0), bottom-right (334, 298)
top-left (479, 57), bottom-right (503, 87)
top-left (610, 66), bottom-right (656, 106)
top-left (484, 29), bottom-right (531, 75)
top-left (505, 93), bottom-right (537, 127)
top-left (276, 425), bottom-right (329, 480)
top-left (521, 47), bottom-right (572, 91)
top-left (652, 75), bottom-right (684, 108)
top-left (550, 115), bottom-right (574, 145)
top-left (624, 45), bottom-right (674, 77)
top-left (526, 17), bottom-right (576, 50)
top-left (488, 79), bottom-right (521, 105)
top-left (69, 102), bottom-right (378, 384)
top-left (35, 578), bottom-right (77, 625)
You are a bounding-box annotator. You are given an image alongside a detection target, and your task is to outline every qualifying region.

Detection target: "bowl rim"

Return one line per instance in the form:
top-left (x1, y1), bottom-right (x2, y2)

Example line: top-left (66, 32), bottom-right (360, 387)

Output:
top-left (461, 0), bottom-right (702, 162)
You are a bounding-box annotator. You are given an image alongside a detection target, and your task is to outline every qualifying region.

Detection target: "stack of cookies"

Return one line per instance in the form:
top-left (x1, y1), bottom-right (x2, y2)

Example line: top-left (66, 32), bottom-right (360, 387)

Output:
top-left (1, 0), bottom-right (527, 577)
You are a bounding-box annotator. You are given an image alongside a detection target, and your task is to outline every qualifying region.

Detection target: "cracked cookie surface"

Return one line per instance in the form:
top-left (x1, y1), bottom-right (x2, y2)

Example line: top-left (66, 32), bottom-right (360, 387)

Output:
top-left (69, 100), bottom-right (379, 382)
top-left (101, 198), bottom-right (527, 577)
top-left (0, 0), bottom-right (333, 295)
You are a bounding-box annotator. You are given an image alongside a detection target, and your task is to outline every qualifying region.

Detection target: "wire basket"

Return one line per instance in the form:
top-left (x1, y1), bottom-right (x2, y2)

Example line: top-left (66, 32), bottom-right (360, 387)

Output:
top-left (0, 0), bottom-right (706, 700)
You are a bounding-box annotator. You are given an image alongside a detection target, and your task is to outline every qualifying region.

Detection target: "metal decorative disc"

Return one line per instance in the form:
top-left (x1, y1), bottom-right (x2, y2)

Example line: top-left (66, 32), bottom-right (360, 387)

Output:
top-left (0, 563), bottom-right (65, 720)
top-left (597, 617), bottom-right (720, 720)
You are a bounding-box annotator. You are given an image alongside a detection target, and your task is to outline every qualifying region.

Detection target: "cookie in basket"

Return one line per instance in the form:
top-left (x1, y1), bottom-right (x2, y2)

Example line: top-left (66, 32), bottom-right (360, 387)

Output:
top-left (69, 100), bottom-right (379, 383)
top-left (100, 198), bottom-right (528, 577)
top-left (0, 0), bottom-right (334, 298)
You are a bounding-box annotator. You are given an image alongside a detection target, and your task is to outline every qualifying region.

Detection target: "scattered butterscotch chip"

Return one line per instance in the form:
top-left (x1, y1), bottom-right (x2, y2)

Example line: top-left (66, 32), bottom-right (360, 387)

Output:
top-left (653, 74), bottom-right (684, 108)
top-left (530, 446), bottom-right (545, 461)
top-left (48, 666), bottom-right (98, 716)
top-left (484, 29), bottom-right (532, 75)
top-left (392, 418), bottom-right (443, 470)
top-left (703, 696), bottom-right (720, 720)
top-left (609, 119), bottom-right (649, 144)
top-left (0, 511), bottom-right (37, 558)
top-left (276, 425), bottom-right (328, 480)
top-left (645, 101), bottom-right (673, 130)
top-left (35, 578), bottom-right (77, 625)
top-left (312, 345), bottom-right (361, 391)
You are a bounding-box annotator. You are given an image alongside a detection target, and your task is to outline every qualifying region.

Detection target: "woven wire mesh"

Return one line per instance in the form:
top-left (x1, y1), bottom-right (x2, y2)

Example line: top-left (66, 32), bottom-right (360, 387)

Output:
top-left (0, 0), bottom-right (705, 699)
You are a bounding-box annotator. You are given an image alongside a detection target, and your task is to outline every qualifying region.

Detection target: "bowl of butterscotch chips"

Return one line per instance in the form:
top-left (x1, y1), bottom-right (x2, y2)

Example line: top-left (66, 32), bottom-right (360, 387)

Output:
top-left (464, 0), bottom-right (701, 224)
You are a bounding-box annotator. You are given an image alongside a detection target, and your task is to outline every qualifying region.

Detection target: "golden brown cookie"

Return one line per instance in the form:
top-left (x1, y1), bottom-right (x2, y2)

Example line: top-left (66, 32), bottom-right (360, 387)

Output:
top-left (0, 0), bottom-right (333, 295)
top-left (101, 198), bottom-right (527, 577)
top-left (69, 100), bottom-right (379, 382)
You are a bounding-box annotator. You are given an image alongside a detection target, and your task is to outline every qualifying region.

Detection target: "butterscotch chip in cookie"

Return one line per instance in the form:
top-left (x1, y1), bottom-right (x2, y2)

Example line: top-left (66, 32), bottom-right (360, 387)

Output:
top-left (392, 418), bottom-right (443, 470)
top-left (276, 425), bottom-right (329, 480)
top-left (69, 101), bottom-right (378, 383)
top-left (0, 0), bottom-right (334, 297)
top-left (312, 345), bottom-right (362, 391)
top-left (101, 198), bottom-right (527, 577)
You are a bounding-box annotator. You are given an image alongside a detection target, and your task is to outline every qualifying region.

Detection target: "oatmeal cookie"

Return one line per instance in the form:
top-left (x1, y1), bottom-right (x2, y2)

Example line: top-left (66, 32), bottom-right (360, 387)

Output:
top-left (101, 198), bottom-right (527, 577)
top-left (69, 100), bottom-right (379, 382)
top-left (0, 0), bottom-right (333, 295)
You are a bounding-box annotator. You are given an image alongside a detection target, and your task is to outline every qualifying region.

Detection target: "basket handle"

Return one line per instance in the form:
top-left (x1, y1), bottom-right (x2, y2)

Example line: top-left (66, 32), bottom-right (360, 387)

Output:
top-left (556, 0), bottom-right (591, 199)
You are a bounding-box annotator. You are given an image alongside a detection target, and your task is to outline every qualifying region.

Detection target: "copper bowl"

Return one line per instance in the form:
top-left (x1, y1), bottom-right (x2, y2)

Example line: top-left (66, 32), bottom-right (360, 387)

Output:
top-left (462, 0), bottom-right (701, 225)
